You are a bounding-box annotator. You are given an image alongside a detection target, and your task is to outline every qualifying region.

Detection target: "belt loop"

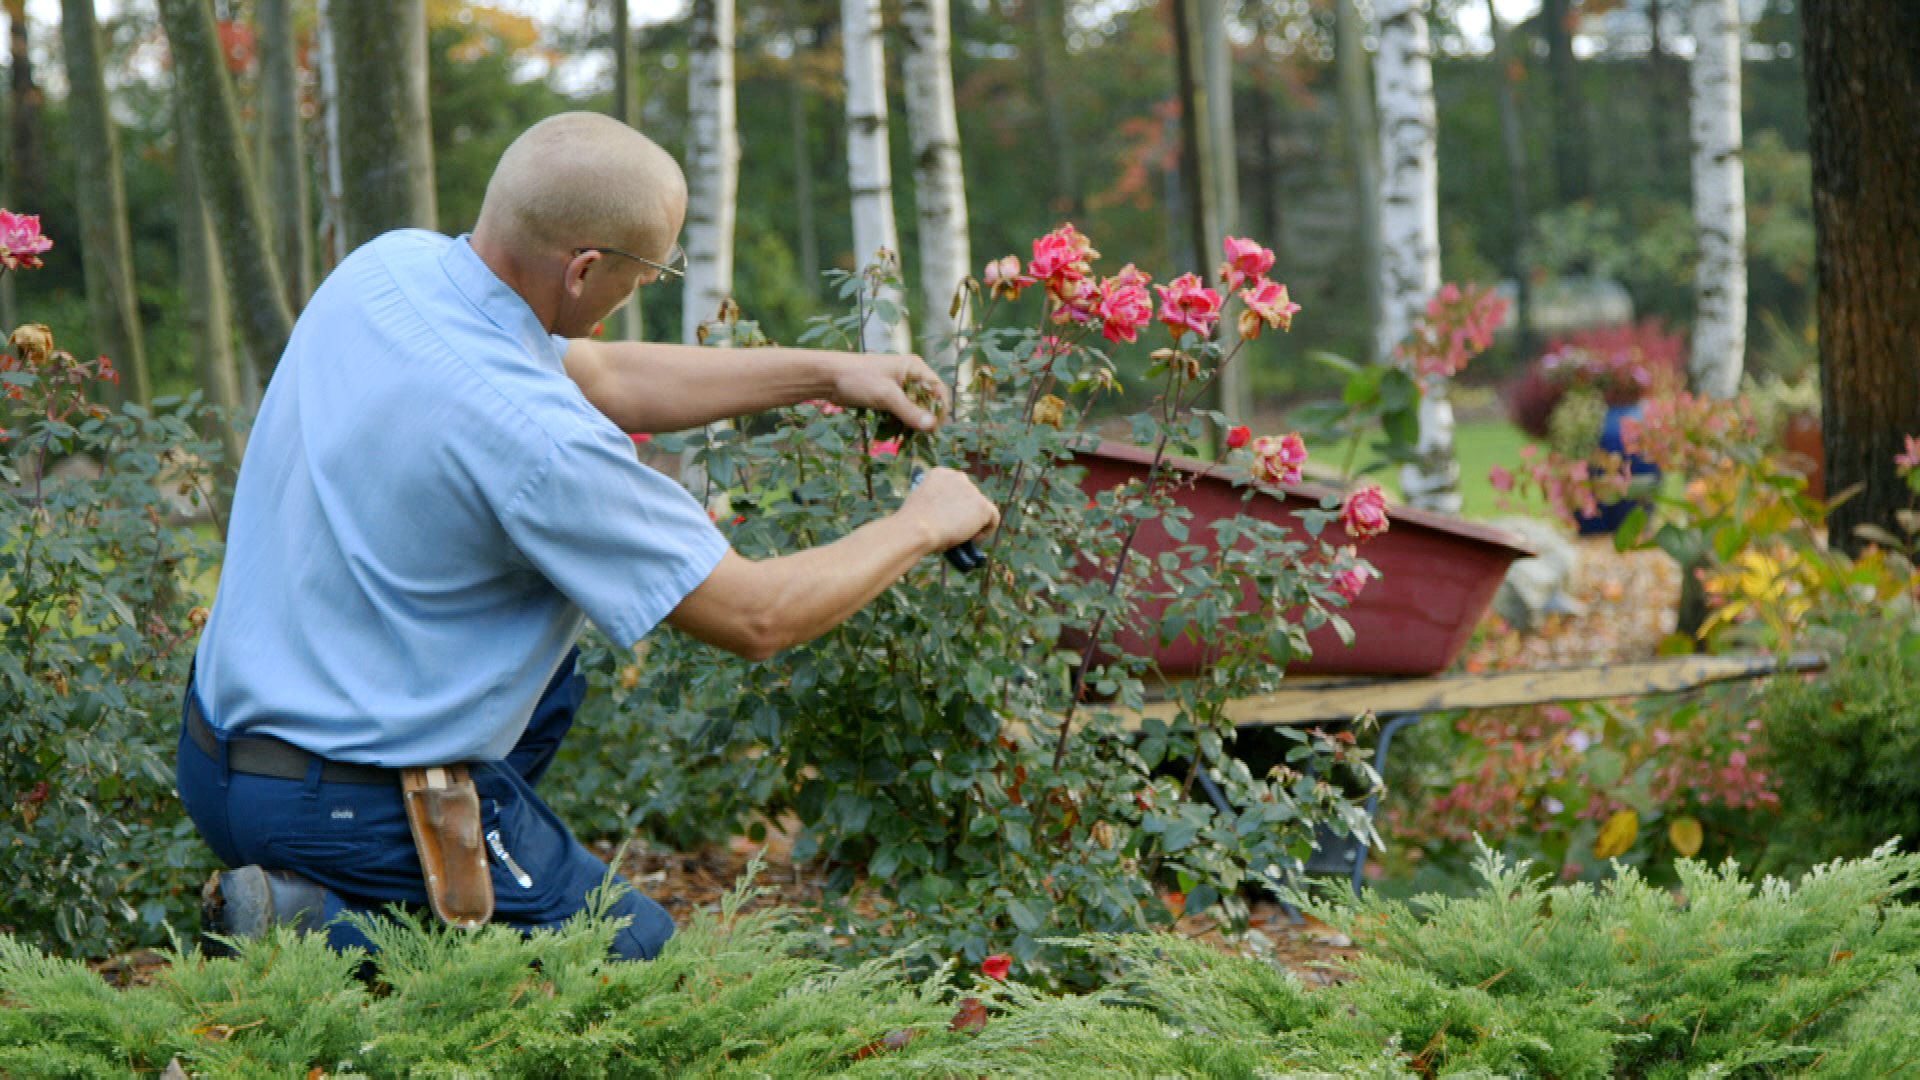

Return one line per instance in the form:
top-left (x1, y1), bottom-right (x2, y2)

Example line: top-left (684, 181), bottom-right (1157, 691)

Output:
top-left (302, 757), bottom-right (324, 799)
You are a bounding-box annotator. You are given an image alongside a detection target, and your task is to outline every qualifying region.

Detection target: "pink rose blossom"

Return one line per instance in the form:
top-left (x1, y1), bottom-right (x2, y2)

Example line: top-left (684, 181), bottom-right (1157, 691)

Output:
top-left (1488, 465), bottom-right (1513, 493)
top-left (1341, 485), bottom-right (1390, 540)
top-left (1224, 425), bottom-right (1250, 450)
top-left (869, 439), bottom-right (900, 458)
top-left (981, 953), bottom-right (1011, 981)
top-left (630, 433), bottom-right (652, 445)
top-left (1249, 433), bottom-right (1308, 486)
top-left (1051, 275), bottom-right (1101, 325)
top-left (982, 254), bottom-right (1030, 300)
top-left (1154, 273), bottom-right (1222, 342)
top-left (1332, 564), bottom-right (1374, 602)
top-left (1237, 280), bottom-right (1300, 339)
top-left (1896, 434), bottom-right (1920, 472)
top-left (1027, 223), bottom-right (1098, 287)
top-left (802, 399), bottom-right (845, 415)
top-left (1095, 270), bottom-right (1154, 344)
top-left (1218, 236), bottom-right (1275, 291)
top-left (0, 209), bottom-right (52, 270)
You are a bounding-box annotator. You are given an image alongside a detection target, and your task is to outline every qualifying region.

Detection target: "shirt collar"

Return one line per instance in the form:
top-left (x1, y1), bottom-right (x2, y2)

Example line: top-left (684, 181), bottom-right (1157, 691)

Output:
top-left (440, 234), bottom-right (566, 373)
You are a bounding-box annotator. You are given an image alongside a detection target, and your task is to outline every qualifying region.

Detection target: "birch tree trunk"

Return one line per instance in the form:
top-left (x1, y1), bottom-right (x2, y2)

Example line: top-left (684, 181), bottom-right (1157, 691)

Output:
top-left (610, 0), bottom-right (642, 341)
top-left (1334, 0), bottom-right (1381, 350)
top-left (175, 88), bottom-right (249, 481)
top-left (683, 0), bottom-right (736, 343)
top-left (156, 0), bottom-right (294, 389)
top-left (1488, 0), bottom-right (1533, 362)
top-left (257, 0), bottom-right (311, 310)
top-left (1803, 0), bottom-right (1920, 556)
top-left (1374, 0), bottom-right (1457, 514)
top-left (1688, 0), bottom-right (1746, 400)
top-left (59, 0), bottom-right (149, 406)
top-left (324, 0), bottom-right (435, 249)
top-left (900, 0), bottom-right (970, 383)
top-left (841, 0), bottom-right (909, 354)
top-left (314, 0), bottom-right (346, 269)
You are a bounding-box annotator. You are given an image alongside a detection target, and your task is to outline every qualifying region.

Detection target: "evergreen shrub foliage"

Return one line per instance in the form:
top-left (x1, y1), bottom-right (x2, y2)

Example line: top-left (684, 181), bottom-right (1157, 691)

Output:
top-left (6, 850), bottom-right (1920, 1076)
top-left (1752, 622), bottom-right (1920, 880)
top-left (0, 321), bottom-right (226, 958)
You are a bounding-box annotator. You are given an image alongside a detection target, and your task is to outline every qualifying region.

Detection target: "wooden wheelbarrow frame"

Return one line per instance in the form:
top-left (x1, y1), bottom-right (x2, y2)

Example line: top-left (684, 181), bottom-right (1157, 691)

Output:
top-left (1105, 651), bottom-right (1829, 897)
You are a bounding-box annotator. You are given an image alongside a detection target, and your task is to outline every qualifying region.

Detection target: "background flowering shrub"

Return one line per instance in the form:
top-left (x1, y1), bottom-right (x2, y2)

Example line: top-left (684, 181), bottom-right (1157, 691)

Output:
top-left (0, 295), bottom-right (229, 955)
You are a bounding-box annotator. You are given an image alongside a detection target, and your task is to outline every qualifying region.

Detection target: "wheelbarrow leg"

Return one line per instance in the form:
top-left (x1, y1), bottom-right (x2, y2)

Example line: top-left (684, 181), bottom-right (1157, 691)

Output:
top-left (1349, 711), bottom-right (1422, 897)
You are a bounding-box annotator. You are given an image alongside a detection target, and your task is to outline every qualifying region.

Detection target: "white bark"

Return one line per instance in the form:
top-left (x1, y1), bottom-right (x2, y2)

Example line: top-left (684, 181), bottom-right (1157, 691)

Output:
top-left (682, 0), bottom-right (737, 344)
top-left (315, 0), bottom-right (347, 268)
top-left (1689, 0), bottom-right (1746, 400)
top-left (1374, 0), bottom-right (1458, 515)
top-left (841, 0), bottom-right (910, 353)
top-left (900, 0), bottom-right (969, 383)
top-left (681, 0), bottom-right (738, 498)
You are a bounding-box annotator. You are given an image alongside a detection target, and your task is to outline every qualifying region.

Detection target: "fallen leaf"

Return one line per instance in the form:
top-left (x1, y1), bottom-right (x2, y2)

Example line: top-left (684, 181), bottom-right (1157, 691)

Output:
top-left (1668, 816), bottom-right (1704, 857)
top-left (1594, 809), bottom-right (1639, 860)
top-left (950, 996), bottom-right (988, 1033)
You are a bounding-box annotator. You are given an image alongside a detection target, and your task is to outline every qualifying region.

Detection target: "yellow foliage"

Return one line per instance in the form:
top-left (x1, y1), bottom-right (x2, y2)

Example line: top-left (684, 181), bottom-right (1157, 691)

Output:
top-left (426, 0), bottom-right (541, 59)
top-left (1594, 809), bottom-right (1639, 860)
top-left (1668, 815), bottom-right (1704, 858)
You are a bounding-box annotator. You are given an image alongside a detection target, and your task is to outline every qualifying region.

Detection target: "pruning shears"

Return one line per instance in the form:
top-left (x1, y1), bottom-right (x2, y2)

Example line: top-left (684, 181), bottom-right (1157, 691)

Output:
top-left (870, 388), bottom-right (985, 573)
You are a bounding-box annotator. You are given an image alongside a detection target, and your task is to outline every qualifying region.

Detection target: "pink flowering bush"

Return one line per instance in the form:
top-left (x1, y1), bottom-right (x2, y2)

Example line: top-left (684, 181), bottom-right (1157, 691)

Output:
top-left (618, 228), bottom-right (1384, 987)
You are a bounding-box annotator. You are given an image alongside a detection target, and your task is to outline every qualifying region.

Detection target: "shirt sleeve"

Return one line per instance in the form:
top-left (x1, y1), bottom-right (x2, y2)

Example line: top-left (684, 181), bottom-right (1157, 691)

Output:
top-left (498, 420), bottom-right (729, 648)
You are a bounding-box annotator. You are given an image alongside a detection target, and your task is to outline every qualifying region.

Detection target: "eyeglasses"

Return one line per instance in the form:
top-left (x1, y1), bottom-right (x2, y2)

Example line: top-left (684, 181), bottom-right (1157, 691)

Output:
top-left (573, 242), bottom-right (687, 281)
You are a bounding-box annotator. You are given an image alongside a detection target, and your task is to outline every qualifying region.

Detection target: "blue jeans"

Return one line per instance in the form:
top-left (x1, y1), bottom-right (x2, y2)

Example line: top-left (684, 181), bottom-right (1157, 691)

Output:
top-left (175, 649), bottom-right (675, 960)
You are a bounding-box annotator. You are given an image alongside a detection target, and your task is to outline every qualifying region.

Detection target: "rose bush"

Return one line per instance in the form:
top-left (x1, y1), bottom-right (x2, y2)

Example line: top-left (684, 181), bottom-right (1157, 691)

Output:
top-left (578, 228), bottom-right (1388, 986)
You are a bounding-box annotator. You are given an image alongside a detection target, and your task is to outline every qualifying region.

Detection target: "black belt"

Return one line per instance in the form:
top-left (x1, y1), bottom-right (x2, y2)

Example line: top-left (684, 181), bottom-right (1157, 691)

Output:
top-left (185, 694), bottom-right (397, 786)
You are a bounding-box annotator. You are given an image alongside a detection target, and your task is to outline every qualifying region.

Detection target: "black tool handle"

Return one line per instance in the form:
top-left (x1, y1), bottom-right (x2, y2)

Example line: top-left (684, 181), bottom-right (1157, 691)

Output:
top-left (909, 469), bottom-right (985, 573)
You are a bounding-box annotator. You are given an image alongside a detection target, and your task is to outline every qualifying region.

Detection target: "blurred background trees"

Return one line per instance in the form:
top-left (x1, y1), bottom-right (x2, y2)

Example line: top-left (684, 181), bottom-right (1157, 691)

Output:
top-left (0, 0), bottom-right (1834, 454)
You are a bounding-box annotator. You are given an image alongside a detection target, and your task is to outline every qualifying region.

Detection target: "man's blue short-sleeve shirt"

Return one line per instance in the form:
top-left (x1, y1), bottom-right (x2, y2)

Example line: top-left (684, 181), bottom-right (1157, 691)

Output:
top-left (193, 230), bottom-right (728, 765)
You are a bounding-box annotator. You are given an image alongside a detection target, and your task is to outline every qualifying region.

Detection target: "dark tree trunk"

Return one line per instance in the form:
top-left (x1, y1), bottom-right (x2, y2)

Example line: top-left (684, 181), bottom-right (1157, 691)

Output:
top-left (257, 0), bottom-right (312, 310)
top-left (1803, 1), bottom-right (1920, 556)
top-left (5, 1), bottom-right (41, 200)
top-left (1488, 0), bottom-right (1533, 362)
top-left (784, 0), bottom-right (819, 301)
top-left (325, 0), bottom-right (436, 247)
top-left (1169, 0), bottom-right (1214, 280)
top-left (176, 87), bottom-right (247, 516)
top-left (1334, 0), bottom-right (1381, 343)
top-left (1645, 0), bottom-right (1676, 183)
top-left (1541, 0), bottom-right (1590, 203)
top-left (1027, 0), bottom-right (1080, 216)
top-left (60, 0), bottom-right (150, 405)
top-left (157, 0), bottom-right (295, 388)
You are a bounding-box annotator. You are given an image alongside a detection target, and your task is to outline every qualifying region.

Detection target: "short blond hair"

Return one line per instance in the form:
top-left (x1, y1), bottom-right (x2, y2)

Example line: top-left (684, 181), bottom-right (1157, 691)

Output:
top-left (476, 112), bottom-right (686, 258)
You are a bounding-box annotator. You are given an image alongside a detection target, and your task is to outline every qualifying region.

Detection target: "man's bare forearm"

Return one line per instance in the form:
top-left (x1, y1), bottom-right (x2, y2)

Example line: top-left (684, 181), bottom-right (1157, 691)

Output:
top-left (563, 338), bottom-right (853, 433)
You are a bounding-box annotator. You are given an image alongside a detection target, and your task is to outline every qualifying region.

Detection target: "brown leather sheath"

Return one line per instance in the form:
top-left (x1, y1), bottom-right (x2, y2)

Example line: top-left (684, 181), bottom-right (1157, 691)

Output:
top-left (399, 764), bottom-right (494, 929)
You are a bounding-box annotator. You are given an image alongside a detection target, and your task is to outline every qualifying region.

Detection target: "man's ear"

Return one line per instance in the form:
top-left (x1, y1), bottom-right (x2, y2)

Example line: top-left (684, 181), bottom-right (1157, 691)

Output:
top-left (565, 250), bottom-right (598, 297)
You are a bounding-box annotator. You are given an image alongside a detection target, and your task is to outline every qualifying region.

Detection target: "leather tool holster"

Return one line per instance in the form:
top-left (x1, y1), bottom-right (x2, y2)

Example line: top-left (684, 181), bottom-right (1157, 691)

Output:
top-left (399, 765), bottom-right (494, 929)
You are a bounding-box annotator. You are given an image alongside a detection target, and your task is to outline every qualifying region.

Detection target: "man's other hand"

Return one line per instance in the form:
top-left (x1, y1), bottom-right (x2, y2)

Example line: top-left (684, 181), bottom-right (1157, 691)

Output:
top-left (832, 352), bottom-right (950, 433)
top-left (900, 467), bottom-right (999, 553)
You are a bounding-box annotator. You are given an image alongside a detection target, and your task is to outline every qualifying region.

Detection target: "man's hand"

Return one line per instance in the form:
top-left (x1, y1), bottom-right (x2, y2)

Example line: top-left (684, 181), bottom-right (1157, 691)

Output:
top-left (899, 466), bottom-right (999, 553)
top-left (831, 352), bottom-right (951, 434)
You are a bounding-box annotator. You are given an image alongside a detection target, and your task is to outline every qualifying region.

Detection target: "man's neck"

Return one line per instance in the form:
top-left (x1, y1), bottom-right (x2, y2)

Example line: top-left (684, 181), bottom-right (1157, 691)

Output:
top-left (470, 228), bottom-right (558, 334)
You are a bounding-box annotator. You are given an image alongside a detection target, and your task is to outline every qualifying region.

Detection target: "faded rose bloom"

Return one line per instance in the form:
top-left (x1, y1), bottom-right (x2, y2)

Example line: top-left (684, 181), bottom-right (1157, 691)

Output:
top-left (1051, 275), bottom-right (1101, 325)
top-left (8, 323), bottom-right (54, 366)
top-left (1341, 485), bottom-right (1391, 539)
top-left (1031, 393), bottom-right (1067, 429)
top-left (1249, 433), bottom-right (1308, 486)
top-left (1896, 434), bottom-right (1920, 473)
top-left (0, 209), bottom-right (53, 270)
top-left (1109, 262), bottom-right (1151, 291)
top-left (1027, 223), bottom-right (1098, 287)
top-left (1238, 280), bottom-right (1300, 340)
top-left (983, 254), bottom-right (1030, 299)
top-left (1332, 564), bottom-right (1374, 602)
top-left (1096, 272), bottom-right (1154, 344)
top-left (980, 953), bottom-right (1012, 981)
top-left (1154, 273), bottom-right (1222, 342)
top-left (1218, 235), bottom-right (1275, 291)
top-left (1224, 425), bottom-right (1251, 450)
